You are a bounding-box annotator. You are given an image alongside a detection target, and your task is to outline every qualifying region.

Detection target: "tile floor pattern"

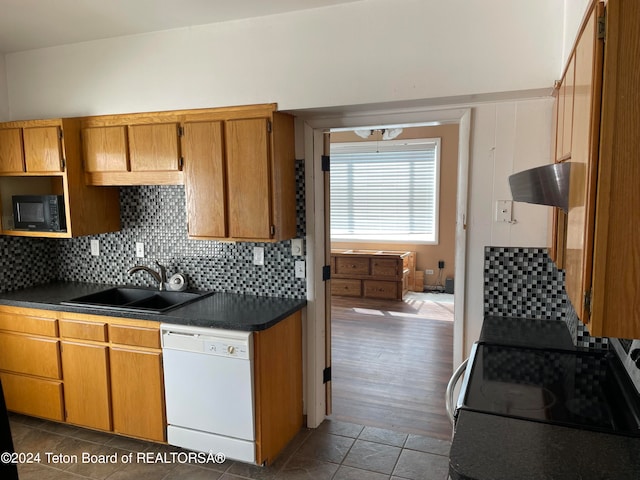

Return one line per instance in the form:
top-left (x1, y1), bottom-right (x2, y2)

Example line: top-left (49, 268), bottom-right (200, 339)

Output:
top-left (8, 414), bottom-right (451, 480)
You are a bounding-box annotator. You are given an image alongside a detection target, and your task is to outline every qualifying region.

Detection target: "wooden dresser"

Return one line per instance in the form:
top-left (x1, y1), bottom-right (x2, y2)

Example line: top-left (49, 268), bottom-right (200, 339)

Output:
top-left (330, 250), bottom-right (416, 300)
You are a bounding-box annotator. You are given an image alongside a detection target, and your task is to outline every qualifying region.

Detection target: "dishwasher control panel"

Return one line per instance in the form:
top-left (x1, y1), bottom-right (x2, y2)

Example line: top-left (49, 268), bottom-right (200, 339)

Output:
top-left (160, 324), bottom-right (252, 360)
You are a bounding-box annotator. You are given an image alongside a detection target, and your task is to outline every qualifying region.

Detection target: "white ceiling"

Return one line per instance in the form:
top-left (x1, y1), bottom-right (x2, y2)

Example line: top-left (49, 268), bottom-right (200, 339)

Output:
top-left (0, 0), bottom-right (363, 54)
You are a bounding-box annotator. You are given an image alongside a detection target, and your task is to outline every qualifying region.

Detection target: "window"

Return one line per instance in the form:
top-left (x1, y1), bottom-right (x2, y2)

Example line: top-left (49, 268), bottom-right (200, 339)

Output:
top-left (330, 138), bottom-right (440, 244)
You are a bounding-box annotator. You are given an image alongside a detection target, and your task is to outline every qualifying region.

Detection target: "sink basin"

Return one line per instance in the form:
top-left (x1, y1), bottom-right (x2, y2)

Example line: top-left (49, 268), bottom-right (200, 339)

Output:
top-left (61, 287), bottom-right (212, 314)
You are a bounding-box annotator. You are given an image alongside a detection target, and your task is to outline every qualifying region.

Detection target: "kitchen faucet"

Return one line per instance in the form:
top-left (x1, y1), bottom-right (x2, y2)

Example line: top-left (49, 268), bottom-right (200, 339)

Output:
top-left (127, 261), bottom-right (167, 291)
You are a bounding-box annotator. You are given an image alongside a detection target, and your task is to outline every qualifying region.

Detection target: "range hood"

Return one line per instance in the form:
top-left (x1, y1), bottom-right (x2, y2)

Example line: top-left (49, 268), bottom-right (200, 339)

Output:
top-left (508, 162), bottom-right (571, 212)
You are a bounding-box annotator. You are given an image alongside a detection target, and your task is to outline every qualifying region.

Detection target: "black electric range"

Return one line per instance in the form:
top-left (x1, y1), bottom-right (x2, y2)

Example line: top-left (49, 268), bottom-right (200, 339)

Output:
top-left (455, 341), bottom-right (640, 437)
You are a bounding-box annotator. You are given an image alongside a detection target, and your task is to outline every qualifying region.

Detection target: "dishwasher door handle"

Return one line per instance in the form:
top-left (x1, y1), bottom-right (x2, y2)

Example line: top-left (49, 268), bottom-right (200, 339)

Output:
top-left (445, 358), bottom-right (468, 426)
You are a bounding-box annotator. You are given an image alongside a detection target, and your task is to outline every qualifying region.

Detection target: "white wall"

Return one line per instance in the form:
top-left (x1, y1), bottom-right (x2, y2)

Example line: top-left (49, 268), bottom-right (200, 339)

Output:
top-left (5, 0), bottom-right (562, 120)
top-left (465, 98), bottom-right (554, 353)
top-left (0, 55), bottom-right (9, 121)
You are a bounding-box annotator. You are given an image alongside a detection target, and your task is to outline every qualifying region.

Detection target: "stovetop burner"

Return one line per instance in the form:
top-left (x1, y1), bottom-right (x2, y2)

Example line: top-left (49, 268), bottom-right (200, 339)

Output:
top-left (456, 342), bottom-right (640, 436)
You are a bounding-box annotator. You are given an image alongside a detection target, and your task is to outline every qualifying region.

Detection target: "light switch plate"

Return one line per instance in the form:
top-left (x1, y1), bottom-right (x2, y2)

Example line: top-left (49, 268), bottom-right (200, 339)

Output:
top-left (496, 200), bottom-right (513, 223)
top-left (291, 238), bottom-right (303, 256)
top-left (295, 260), bottom-right (306, 278)
top-left (90, 239), bottom-right (100, 257)
top-left (136, 242), bottom-right (145, 258)
top-left (253, 247), bottom-right (265, 265)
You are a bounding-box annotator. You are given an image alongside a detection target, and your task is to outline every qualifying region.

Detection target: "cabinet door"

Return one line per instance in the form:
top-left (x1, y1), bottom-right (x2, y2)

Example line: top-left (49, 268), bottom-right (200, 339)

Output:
top-left (564, 9), bottom-right (602, 323)
top-left (110, 348), bottom-right (165, 442)
top-left (0, 372), bottom-right (64, 421)
top-left (0, 128), bottom-right (25, 173)
top-left (128, 123), bottom-right (180, 171)
top-left (557, 55), bottom-right (576, 161)
top-left (82, 126), bottom-right (128, 172)
top-left (61, 342), bottom-right (111, 430)
top-left (183, 121), bottom-right (227, 238)
top-left (23, 126), bottom-right (64, 172)
top-left (225, 118), bottom-right (272, 239)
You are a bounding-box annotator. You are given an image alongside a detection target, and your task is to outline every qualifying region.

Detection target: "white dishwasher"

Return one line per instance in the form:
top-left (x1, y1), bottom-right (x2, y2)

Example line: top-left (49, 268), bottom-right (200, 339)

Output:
top-left (160, 323), bottom-right (255, 463)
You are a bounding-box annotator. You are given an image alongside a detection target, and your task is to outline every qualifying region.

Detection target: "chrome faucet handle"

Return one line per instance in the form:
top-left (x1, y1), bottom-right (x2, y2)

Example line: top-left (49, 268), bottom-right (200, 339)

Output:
top-left (155, 261), bottom-right (167, 284)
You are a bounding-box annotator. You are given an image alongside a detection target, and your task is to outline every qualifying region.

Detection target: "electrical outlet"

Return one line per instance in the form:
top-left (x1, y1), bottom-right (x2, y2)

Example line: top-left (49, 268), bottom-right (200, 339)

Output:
top-left (438, 260), bottom-right (445, 269)
top-left (425, 269), bottom-right (434, 275)
top-left (90, 239), bottom-right (99, 257)
top-left (295, 260), bottom-right (306, 278)
top-left (136, 242), bottom-right (145, 258)
top-left (253, 247), bottom-right (265, 265)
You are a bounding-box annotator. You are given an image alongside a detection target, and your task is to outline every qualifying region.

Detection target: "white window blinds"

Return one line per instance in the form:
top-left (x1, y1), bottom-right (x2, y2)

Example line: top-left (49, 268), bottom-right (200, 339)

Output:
top-left (330, 138), bottom-right (440, 243)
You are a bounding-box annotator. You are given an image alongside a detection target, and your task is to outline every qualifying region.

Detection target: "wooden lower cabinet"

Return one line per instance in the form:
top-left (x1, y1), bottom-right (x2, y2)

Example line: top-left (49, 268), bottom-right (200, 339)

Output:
top-left (0, 372), bottom-right (64, 421)
top-left (331, 279), bottom-right (362, 297)
top-left (61, 341), bottom-right (111, 431)
top-left (110, 347), bottom-right (165, 442)
top-left (253, 311), bottom-right (303, 466)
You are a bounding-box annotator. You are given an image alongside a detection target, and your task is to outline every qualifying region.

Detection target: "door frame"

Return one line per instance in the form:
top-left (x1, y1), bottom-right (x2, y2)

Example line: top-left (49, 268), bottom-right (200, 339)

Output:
top-left (301, 106), bottom-right (471, 428)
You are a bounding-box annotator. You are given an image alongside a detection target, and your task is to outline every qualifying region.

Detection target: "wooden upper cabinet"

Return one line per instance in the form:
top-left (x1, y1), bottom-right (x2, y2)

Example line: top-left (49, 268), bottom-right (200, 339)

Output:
top-left (23, 126), bottom-right (64, 172)
top-left (82, 126), bottom-right (128, 172)
top-left (128, 123), bottom-right (180, 172)
top-left (557, 55), bottom-right (575, 161)
top-left (226, 118), bottom-right (272, 239)
top-left (0, 128), bottom-right (25, 173)
top-left (589, 0), bottom-right (640, 338)
top-left (81, 117), bottom-right (184, 185)
top-left (181, 106), bottom-right (296, 242)
top-left (0, 125), bottom-right (63, 173)
top-left (564, 8), bottom-right (602, 325)
top-left (0, 118), bottom-right (121, 238)
top-left (183, 121), bottom-right (227, 238)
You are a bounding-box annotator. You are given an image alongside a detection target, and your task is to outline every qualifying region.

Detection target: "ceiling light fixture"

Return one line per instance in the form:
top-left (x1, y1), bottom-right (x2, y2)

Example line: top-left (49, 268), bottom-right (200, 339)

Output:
top-left (353, 128), bottom-right (403, 140)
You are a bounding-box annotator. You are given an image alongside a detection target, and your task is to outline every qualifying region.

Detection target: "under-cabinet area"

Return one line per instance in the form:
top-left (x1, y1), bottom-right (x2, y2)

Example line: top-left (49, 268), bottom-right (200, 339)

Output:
top-left (0, 297), bottom-right (304, 466)
top-left (0, 103), bottom-right (296, 242)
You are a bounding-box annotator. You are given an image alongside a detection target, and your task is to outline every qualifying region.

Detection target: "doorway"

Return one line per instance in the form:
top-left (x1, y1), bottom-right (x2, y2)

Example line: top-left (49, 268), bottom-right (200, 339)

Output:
top-left (327, 124), bottom-right (457, 439)
top-left (301, 107), bottom-right (470, 431)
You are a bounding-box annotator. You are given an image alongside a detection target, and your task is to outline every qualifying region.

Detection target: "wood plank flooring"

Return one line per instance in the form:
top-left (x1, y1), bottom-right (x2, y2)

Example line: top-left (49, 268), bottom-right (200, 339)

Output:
top-left (330, 293), bottom-right (454, 440)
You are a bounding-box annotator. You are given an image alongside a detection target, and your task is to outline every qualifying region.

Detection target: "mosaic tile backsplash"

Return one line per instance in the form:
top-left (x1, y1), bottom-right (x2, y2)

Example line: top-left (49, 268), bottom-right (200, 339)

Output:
top-left (0, 160), bottom-right (306, 299)
top-left (483, 246), bottom-right (607, 350)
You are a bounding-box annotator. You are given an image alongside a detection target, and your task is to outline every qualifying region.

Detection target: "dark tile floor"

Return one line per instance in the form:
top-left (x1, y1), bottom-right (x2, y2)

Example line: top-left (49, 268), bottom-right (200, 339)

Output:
top-left (8, 414), bottom-right (451, 480)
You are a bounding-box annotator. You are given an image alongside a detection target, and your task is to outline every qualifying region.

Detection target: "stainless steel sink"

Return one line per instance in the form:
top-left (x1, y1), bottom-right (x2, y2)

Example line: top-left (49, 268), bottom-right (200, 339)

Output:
top-left (61, 287), bottom-right (212, 314)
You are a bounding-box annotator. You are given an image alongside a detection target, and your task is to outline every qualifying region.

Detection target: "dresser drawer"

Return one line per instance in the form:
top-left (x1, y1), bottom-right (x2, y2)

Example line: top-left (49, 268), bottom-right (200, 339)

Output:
top-left (331, 279), bottom-right (363, 297)
top-left (371, 258), bottom-right (400, 278)
top-left (363, 280), bottom-right (400, 300)
top-left (335, 257), bottom-right (370, 276)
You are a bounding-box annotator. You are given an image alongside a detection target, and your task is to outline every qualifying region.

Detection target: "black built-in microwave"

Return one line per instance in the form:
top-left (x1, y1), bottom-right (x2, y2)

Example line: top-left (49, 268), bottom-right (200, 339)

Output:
top-left (12, 195), bottom-right (66, 232)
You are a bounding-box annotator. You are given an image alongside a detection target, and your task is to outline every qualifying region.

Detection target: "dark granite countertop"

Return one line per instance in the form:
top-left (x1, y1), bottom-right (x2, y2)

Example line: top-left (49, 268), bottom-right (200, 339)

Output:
top-left (480, 315), bottom-right (575, 350)
top-left (0, 282), bottom-right (306, 331)
top-left (450, 410), bottom-right (640, 480)
top-left (450, 316), bottom-right (640, 479)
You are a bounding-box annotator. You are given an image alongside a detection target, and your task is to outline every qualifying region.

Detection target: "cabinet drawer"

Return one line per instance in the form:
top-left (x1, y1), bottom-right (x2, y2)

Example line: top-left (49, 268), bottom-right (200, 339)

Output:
top-left (335, 257), bottom-right (370, 276)
top-left (0, 312), bottom-right (58, 337)
top-left (0, 332), bottom-right (61, 379)
top-left (371, 258), bottom-right (400, 278)
top-left (109, 324), bottom-right (160, 349)
top-left (363, 280), bottom-right (400, 300)
top-left (59, 319), bottom-right (108, 342)
top-left (0, 372), bottom-right (64, 421)
top-left (331, 279), bottom-right (362, 297)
